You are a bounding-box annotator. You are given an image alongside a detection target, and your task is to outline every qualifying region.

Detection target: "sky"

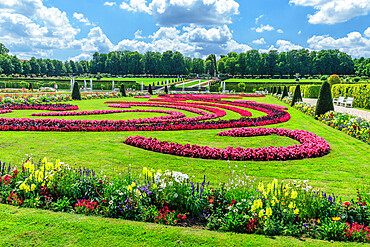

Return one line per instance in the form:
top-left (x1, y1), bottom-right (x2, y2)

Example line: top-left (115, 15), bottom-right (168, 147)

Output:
top-left (0, 0), bottom-right (369, 61)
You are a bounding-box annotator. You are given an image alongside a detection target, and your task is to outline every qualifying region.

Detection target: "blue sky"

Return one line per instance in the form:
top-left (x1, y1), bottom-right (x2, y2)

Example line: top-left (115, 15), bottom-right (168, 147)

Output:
top-left (0, 0), bottom-right (369, 61)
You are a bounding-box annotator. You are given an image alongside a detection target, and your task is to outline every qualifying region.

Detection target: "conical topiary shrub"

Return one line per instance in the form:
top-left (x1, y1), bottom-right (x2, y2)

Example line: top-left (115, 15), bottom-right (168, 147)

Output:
top-left (148, 84), bottom-right (153, 95)
top-left (291, 85), bottom-right (303, 106)
top-left (164, 85), bottom-right (168, 94)
top-left (315, 81), bottom-right (334, 118)
top-left (282, 86), bottom-right (288, 98)
top-left (120, 84), bottom-right (126, 97)
top-left (272, 87), bottom-right (276, 94)
top-left (71, 81), bottom-right (81, 100)
top-left (277, 86), bottom-right (282, 95)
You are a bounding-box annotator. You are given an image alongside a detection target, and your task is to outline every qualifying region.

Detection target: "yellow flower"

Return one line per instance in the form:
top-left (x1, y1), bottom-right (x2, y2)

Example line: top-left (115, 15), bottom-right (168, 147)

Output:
top-left (332, 217), bottom-right (341, 221)
top-left (258, 209), bottom-right (264, 218)
top-left (294, 208), bottom-right (299, 214)
top-left (30, 184), bottom-right (36, 191)
top-left (317, 219), bottom-right (321, 224)
top-left (266, 207), bottom-right (273, 217)
top-left (152, 183), bottom-right (157, 189)
top-left (142, 167), bottom-right (148, 176)
top-left (288, 202), bottom-right (295, 209)
top-left (291, 191), bottom-right (298, 199)
top-left (258, 182), bottom-right (265, 192)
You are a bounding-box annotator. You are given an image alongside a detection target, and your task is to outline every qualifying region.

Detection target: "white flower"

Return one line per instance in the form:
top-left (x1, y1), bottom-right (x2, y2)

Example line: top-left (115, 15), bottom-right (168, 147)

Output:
top-left (119, 192), bottom-right (123, 196)
top-left (168, 181), bottom-right (173, 186)
top-left (160, 183), bottom-right (166, 189)
top-left (174, 193), bottom-right (178, 198)
top-left (109, 200), bottom-right (113, 205)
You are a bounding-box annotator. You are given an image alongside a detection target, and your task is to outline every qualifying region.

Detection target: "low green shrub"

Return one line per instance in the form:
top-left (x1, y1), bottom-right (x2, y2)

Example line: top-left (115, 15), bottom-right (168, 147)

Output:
top-left (302, 85), bottom-right (321, 98)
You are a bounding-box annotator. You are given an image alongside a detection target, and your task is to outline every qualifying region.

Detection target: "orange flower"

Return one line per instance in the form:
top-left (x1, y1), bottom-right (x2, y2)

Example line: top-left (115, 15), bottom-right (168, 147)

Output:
top-left (332, 217), bottom-right (341, 221)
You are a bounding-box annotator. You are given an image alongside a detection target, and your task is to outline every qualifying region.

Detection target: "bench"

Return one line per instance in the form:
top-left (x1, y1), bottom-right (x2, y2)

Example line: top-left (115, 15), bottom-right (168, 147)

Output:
top-left (336, 97), bottom-right (345, 106)
top-left (343, 97), bottom-right (354, 108)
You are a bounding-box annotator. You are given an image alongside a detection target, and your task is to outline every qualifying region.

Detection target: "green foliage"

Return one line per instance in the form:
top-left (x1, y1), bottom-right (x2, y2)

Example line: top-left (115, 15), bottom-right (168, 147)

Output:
top-left (164, 85), bottom-right (168, 94)
top-left (169, 84), bottom-right (176, 90)
top-left (321, 75), bottom-right (329, 81)
top-left (331, 84), bottom-right (370, 109)
top-left (291, 85), bottom-right (302, 106)
top-left (282, 86), bottom-right (288, 98)
top-left (277, 86), bottom-right (282, 95)
top-left (302, 85), bottom-right (321, 98)
top-left (315, 81), bottom-right (334, 118)
top-left (237, 82), bottom-right (246, 92)
top-left (318, 219), bottom-right (347, 241)
top-left (353, 77), bottom-right (360, 82)
top-left (120, 84), bottom-right (126, 97)
top-left (71, 81), bottom-right (81, 100)
top-left (148, 84), bottom-right (153, 95)
top-left (328, 74), bottom-right (341, 87)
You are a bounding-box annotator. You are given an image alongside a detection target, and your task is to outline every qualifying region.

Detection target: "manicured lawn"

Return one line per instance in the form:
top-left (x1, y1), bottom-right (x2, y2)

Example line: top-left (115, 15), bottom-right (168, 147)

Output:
top-left (175, 79), bottom-right (209, 88)
top-left (77, 77), bottom-right (178, 86)
top-left (0, 204), bottom-right (362, 247)
top-left (0, 95), bottom-right (368, 199)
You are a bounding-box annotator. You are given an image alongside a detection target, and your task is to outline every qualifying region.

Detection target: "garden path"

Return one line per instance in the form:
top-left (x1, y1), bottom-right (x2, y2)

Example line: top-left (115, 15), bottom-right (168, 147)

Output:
top-left (303, 98), bottom-right (370, 121)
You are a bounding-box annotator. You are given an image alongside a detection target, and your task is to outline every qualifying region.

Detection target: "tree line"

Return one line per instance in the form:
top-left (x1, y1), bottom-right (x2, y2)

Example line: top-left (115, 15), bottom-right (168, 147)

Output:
top-left (0, 43), bottom-right (369, 77)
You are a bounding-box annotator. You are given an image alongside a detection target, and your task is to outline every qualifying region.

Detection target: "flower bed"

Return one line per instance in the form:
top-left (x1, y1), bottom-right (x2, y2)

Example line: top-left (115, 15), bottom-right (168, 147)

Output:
top-left (293, 102), bottom-right (370, 144)
top-left (0, 103), bottom-right (78, 111)
top-left (0, 157), bottom-right (369, 243)
top-left (125, 128), bottom-right (331, 161)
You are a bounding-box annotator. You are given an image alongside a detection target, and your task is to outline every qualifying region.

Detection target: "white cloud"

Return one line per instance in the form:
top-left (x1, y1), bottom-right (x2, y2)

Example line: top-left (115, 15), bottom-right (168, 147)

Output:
top-left (255, 14), bottom-right (264, 24)
top-left (289, 0), bottom-right (370, 24)
top-left (72, 26), bottom-right (114, 53)
top-left (73, 12), bottom-right (91, 26)
top-left (298, 30), bottom-right (302, 35)
top-left (307, 30), bottom-right (370, 57)
top-left (104, 2), bottom-right (117, 6)
top-left (252, 38), bottom-right (266, 45)
top-left (69, 53), bottom-right (92, 62)
top-left (134, 30), bottom-right (144, 39)
top-left (0, 0), bottom-right (79, 58)
top-left (259, 40), bottom-right (303, 53)
top-left (118, 0), bottom-right (240, 26)
top-left (277, 29), bottom-right (284, 33)
top-left (252, 24), bottom-right (275, 33)
top-left (365, 27), bottom-right (370, 37)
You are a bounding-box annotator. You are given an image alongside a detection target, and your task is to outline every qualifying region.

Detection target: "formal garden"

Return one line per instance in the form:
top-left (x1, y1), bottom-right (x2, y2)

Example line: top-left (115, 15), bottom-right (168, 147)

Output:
top-left (0, 78), bottom-right (369, 246)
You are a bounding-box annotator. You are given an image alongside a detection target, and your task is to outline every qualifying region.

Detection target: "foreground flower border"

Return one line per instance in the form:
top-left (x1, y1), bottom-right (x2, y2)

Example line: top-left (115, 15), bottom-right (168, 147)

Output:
top-left (124, 127), bottom-right (331, 161)
top-left (0, 158), bottom-right (369, 243)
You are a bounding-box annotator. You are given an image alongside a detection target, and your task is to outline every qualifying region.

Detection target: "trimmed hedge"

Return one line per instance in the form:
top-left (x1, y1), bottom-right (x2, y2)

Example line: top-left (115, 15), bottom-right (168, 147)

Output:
top-left (301, 85), bottom-right (321, 98)
top-left (332, 84), bottom-right (370, 109)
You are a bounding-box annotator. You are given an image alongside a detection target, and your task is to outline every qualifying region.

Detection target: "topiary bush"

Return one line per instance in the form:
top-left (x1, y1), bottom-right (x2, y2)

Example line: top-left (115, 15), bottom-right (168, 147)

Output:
top-left (277, 86), bottom-right (282, 95)
top-left (120, 84), bottom-right (126, 97)
top-left (315, 81), bottom-right (334, 118)
top-left (71, 81), bottom-right (81, 100)
top-left (148, 84), bottom-right (153, 95)
top-left (291, 85), bottom-right (302, 106)
top-left (164, 85), bottom-right (168, 94)
top-left (328, 74), bottom-right (341, 87)
top-left (282, 86), bottom-right (288, 98)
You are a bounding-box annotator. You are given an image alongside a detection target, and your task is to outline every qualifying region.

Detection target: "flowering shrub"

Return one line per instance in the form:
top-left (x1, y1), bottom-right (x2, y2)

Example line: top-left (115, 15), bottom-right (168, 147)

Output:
top-left (125, 128), bottom-right (331, 161)
top-left (294, 102), bottom-right (370, 144)
top-left (74, 199), bottom-right (99, 215)
top-left (0, 157), bottom-right (369, 243)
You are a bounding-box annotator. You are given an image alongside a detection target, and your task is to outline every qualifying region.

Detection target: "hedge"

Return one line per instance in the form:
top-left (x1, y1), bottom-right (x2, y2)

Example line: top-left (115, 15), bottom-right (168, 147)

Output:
top-left (331, 84), bottom-right (370, 109)
top-left (0, 80), bottom-right (139, 90)
top-left (301, 85), bottom-right (321, 98)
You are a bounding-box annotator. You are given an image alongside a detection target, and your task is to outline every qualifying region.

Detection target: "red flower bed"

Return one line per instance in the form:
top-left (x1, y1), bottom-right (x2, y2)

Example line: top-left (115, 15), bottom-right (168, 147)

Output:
top-left (124, 127), bottom-right (330, 161)
top-left (0, 103), bottom-right (78, 111)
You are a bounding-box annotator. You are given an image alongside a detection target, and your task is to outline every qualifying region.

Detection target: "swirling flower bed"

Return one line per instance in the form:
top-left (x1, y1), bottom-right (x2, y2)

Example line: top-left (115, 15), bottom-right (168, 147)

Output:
top-left (125, 127), bottom-right (331, 161)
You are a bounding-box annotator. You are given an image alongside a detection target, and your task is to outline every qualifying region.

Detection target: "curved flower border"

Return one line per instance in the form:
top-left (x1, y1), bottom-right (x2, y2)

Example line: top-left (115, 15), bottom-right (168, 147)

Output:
top-left (124, 127), bottom-right (331, 161)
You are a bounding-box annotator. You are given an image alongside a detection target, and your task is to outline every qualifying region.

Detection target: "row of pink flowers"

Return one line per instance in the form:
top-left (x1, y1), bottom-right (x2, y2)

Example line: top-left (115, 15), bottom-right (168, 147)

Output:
top-left (124, 127), bottom-right (330, 161)
top-left (0, 109), bottom-right (12, 114)
top-left (134, 95), bottom-right (151, 98)
top-left (0, 103), bottom-right (78, 111)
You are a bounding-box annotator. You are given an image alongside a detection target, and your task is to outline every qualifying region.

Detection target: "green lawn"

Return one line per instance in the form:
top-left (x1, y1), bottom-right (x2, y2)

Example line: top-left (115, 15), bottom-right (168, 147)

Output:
top-left (175, 79), bottom-right (209, 88)
top-left (224, 79), bottom-right (321, 83)
top-left (77, 77), bottom-right (179, 86)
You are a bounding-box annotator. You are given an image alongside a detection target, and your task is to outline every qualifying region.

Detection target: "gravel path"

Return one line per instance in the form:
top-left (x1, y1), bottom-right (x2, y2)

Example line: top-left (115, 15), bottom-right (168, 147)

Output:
top-left (303, 98), bottom-right (370, 121)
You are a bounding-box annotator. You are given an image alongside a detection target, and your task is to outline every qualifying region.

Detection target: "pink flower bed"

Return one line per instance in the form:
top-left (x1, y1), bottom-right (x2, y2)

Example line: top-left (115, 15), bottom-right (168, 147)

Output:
top-left (0, 110), bottom-right (12, 114)
top-left (124, 127), bottom-right (330, 161)
top-left (0, 103), bottom-right (78, 111)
